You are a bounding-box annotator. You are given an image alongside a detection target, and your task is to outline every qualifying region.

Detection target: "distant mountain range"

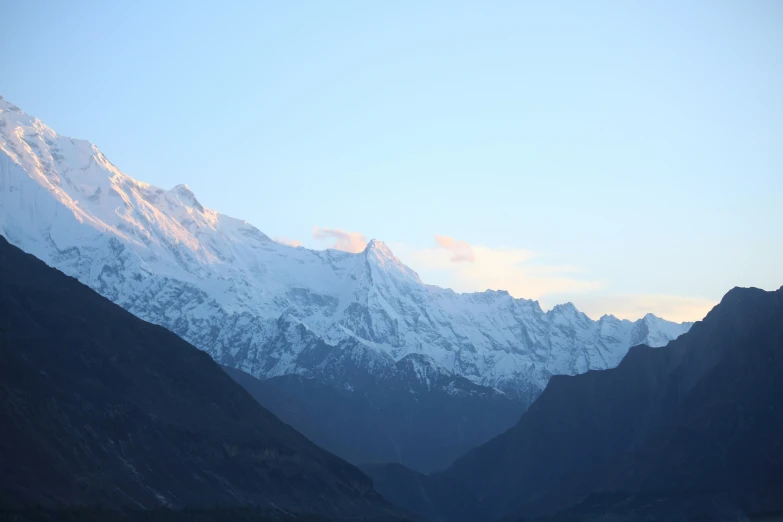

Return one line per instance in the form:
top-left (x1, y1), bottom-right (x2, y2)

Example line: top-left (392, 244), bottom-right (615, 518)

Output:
top-left (365, 285), bottom-right (783, 522)
top-left (0, 235), bottom-right (404, 520)
top-left (0, 95), bottom-right (691, 392)
top-left (0, 95), bottom-right (691, 472)
top-left (1, 95), bottom-right (781, 522)
top-left (4, 229), bottom-right (780, 521)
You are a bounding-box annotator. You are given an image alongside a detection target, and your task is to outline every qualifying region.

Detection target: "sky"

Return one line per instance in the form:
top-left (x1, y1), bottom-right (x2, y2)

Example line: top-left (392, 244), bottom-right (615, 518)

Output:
top-left (2, 1), bottom-right (781, 322)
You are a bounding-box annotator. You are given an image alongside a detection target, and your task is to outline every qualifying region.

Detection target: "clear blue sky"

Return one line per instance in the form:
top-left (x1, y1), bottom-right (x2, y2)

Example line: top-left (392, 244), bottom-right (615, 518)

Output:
top-left (2, 0), bottom-right (781, 320)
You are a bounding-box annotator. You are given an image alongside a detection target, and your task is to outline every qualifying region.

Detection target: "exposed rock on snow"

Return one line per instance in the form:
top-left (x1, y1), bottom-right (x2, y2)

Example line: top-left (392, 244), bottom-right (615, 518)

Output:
top-left (0, 96), bottom-right (692, 400)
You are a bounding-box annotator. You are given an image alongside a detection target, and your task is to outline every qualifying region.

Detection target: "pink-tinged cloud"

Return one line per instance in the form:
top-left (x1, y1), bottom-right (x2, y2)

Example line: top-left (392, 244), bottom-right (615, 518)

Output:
top-left (393, 241), bottom-right (602, 302)
top-left (434, 234), bottom-right (475, 263)
top-left (312, 227), bottom-right (367, 253)
top-left (274, 236), bottom-right (301, 248)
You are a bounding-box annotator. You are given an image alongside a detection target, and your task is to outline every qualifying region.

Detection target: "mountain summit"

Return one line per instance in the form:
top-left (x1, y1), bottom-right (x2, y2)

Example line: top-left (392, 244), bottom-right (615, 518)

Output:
top-left (0, 95), bottom-right (691, 402)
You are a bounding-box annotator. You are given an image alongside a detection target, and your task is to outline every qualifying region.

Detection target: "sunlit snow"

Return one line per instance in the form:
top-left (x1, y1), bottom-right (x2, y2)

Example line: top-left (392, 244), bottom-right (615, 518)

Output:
top-left (0, 95), bottom-right (693, 396)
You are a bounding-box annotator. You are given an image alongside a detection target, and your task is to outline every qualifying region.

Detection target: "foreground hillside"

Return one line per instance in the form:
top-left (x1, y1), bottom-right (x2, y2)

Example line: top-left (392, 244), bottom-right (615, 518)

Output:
top-left (368, 285), bottom-right (783, 521)
top-left (0, 235), bottom-right (404, 521)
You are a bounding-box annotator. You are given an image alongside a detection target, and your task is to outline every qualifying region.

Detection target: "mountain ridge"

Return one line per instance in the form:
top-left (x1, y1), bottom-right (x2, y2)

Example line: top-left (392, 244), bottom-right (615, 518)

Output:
top-left (365, 284), bottom-right (783, 522)
top-left (0, 234), bottom-right (405, 520)
top-left (0, 94), bottom-right (691, 403)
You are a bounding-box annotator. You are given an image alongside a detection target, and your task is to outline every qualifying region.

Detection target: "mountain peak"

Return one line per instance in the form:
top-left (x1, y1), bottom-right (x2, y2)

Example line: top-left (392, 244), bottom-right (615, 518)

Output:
top-left (719, 286), bottom-right (770, 305)
top-left (361, 239), bottom-right (422, 283)
top-left (170, 183), bottom-right (195, 197)
top-left (699, 286), bottom-right (777, 326)
top-left (364, 238), bottom-right (397, 258)
top-left (0, 95), bottom-right (23, 113)
top-left (550, 302), bottom-right (578, 315)
top-left (0, 94), bottom-right (694, 401)
top-left (364, 238), bottom-right (388, 252)
top-left (169, 183), bottom-right (204, 212)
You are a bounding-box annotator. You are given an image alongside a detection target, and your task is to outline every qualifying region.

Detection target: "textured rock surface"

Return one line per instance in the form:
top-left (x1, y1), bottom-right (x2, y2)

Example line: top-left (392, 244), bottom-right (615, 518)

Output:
top-left (0, 95), bottom-right (691, 403)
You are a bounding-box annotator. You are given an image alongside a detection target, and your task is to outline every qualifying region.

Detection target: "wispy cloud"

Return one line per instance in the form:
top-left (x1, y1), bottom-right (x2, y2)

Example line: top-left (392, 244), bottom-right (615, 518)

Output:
top-left (312, 227), bottom-right (367, 253)
top-left (395, 237), bottom-right (602, 302)
top-left (434, 235), bottom-right (475, 262)
top-left (281, 229), bottom-right (712, 322)
top-left (396, 237), bottom-right (714, 321)
top-left (571, 294), bottom-right (716, 323)
top-left (274, 236), bottom-right (301, 248)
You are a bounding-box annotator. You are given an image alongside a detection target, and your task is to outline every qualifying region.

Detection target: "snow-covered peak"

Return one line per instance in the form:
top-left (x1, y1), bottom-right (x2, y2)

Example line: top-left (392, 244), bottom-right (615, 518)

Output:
top-left (364, 238), bottom-right (388, 254)
top-left (639, 312), bottom-right (695, 348)
top-left (0, 95), bottom-right (694, 398)
top-left (0, 95), bottom-right (24, 114)
top-left (363, 238), bottom-right (422, 284)
top-left (548, 302), bottom-right (593, 326)
top-left (550, 302), bottom-right (578, 314)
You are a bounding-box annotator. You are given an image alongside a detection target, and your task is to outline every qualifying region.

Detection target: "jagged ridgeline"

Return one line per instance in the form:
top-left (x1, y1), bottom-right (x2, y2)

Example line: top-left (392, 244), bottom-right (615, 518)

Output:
top-left (365, 286), bottom-right (783, 522)
top-left (0, 95), bottom-right (691, 473)
top-left (0, 235), bottom-right (406, 520)
top-left (0, 95), bottom-right (690, 398)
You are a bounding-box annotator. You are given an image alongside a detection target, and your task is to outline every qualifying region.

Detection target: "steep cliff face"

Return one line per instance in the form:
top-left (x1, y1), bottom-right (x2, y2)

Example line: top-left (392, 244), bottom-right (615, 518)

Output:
top-left (0, 95), bottom-right (691, 403)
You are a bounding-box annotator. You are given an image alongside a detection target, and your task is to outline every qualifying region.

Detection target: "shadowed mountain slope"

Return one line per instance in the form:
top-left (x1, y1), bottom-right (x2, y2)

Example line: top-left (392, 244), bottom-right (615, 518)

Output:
top-left (367, 286), bottom-right (783, 522)
top-left (223, 364), bottom-right (524, 473)
top-left (0, 235), bottom-right (405, 521)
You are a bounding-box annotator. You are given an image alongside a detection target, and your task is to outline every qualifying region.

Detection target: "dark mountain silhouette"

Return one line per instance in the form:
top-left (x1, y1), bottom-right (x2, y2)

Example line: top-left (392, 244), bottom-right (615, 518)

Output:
top-left (222, 363), bottom-right (525, 473)
top-left (367, 286), bottom-right (783, 521)
top-left (0, 235), bottom-right (406, 521)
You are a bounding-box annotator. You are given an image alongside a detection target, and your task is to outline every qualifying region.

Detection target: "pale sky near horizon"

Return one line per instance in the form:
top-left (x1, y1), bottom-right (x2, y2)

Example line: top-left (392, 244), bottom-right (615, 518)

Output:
top-left (2, 1), bottom-right (781, 322)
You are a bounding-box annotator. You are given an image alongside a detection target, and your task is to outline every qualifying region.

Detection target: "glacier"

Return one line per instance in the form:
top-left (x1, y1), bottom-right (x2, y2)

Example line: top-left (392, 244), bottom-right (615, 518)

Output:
top-left (0, 95), bottom-right (692, 401)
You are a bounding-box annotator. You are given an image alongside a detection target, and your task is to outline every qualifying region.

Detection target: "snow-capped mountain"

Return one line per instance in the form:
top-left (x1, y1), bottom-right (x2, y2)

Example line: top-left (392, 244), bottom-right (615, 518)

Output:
top-left (0, 95), bottom-right (692, 400)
